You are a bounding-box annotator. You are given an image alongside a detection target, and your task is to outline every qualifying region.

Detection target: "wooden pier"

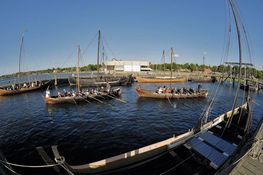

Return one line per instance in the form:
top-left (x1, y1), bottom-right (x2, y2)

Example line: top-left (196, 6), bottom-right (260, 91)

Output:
top-left (228, 119), bottom-right (263, 175)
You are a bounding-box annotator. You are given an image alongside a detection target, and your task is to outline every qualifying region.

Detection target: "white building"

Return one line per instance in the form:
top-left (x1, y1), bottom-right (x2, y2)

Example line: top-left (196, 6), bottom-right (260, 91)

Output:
top-left (105, 60), bottom-right (152, 72)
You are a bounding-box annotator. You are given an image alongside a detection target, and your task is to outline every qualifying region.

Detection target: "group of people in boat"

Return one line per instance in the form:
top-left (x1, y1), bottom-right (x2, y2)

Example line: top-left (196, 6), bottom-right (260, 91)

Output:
top-left (45, 82), bottom-right (112, 98)
top-left (2, 81), bottom-right (43, 91)
top-left (156, 84), bottom-right (202, 95)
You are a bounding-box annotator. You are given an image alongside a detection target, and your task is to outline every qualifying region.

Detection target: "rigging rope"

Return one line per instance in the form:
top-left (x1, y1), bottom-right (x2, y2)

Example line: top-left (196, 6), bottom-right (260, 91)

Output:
top-left (196, 0), bottom-right (234, 128)
top-left (222, 0), bottom-right (252, 136)
top-left (102, 36), bottom-right (118, 60)
top-left (82, 32), bottom-right (98, 65)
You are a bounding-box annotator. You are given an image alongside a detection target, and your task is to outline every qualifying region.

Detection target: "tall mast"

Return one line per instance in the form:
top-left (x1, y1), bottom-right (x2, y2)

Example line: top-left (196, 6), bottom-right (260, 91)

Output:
top-left (170, 48), bottom-right (174, 87)
top-left (102, 46), bottom-right (105, 72)
top-left (162, 50), bottom-right (165, 72)
top-left (226, 0), bottom-right (245, 129)
top-left (18, 32), bottom-right (25, 79)
top-left (97, 30), bottom-right (101, 75)
top-left (202, 55), bottom-right (205, 67)
top-left (76, 45), bottom-right (80, 93)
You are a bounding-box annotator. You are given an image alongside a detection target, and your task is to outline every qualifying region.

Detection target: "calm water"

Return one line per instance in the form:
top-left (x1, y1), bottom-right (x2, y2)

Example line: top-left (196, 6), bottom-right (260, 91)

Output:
top-left (0, 82), bottom-right (262, 175)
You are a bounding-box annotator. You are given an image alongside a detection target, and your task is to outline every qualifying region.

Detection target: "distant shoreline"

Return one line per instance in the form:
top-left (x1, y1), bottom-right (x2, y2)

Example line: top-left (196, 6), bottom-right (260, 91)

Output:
top-left (1, 63), bottom-right (262, 81)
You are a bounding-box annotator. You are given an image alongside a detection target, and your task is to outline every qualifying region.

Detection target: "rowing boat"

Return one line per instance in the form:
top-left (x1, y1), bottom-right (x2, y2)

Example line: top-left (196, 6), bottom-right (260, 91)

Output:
top-left (135, 88), bottom-right (208, 99)
top-left (0, 80), bottom-right (51, 96)
top-left (43, 88), bottom-right (121, 105)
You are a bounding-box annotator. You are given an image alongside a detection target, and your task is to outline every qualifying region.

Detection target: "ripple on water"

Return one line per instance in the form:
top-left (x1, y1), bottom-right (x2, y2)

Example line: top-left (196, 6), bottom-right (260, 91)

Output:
top-left (0, 83), bottom-right (262, 174)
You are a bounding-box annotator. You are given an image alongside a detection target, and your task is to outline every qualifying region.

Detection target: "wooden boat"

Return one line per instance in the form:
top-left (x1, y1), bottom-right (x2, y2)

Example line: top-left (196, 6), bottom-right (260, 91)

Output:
top-left (134, 49), bottom-right (187, 84)
top-left (135, 88), bottom-right (208, 99)
top-left (0, 33), bottom-right (52, 96)
top-left (134, 76), bottom-right (187, 83)
top-left (115, 103), bottom-right (250, 174)
top-left (43, 46), bottom-right (122, 104)
top-left (46, 102), bottom-right (249, 174)
top-left (68, 30), bottom-right (131, 87)
top-left (240, 83), bottom-right (259, 92)
top-left (43, 88), bottom-right (121, 105)
top-left (0, 80), bottom-right (51, 96)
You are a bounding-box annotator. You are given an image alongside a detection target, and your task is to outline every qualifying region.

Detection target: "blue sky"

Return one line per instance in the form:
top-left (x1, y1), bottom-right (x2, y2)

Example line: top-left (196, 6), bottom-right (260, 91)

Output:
top-left (0, 0), bottom-right (262, 75)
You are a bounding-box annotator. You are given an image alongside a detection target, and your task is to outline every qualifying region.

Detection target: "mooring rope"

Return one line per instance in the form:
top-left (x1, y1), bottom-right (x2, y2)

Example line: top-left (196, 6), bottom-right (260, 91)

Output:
top-left (0, 162), bottom-right (21, 175)
top-left (0, 160), bottom-right (59, 168)
top-left (0, 157), bottom-right (75, 175)
top-left (219, 138), bottom-right (263, 173)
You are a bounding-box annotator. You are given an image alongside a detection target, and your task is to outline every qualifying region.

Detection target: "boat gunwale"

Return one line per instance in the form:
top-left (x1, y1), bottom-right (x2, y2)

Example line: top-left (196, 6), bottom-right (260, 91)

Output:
top-left (68, 130), bottom-right (194, 171)
top-left (64, 103), bottom-right (247, 174)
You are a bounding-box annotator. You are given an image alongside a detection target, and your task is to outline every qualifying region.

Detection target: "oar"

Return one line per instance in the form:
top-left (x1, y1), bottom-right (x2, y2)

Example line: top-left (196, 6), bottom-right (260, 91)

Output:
top-left (70, 97), bottom-right (83, 117)
top-left (78, 95), bottom-right (91, 104)
top-left (96, 93), bottom-right (106, 99)
top-left (71, 97), bottom-right (78, 105)
top-left (96, 93), bottom-right (116, 108)
top-left (88, 94), bottom-right (104, 104)
top-left (106, 94), bottom-right (127, 104)
top-left (166, 95), bottom-right (176, 108)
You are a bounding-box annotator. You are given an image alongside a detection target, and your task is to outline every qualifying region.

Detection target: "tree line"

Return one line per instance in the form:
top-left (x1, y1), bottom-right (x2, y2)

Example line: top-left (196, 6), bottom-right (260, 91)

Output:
top-left (150, 63), bottom-right (263, 80)
top-left (1, 63), bottom-right (263, 80)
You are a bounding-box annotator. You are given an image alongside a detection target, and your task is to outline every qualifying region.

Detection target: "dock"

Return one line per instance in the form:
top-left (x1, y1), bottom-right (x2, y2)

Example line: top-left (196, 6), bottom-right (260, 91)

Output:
top-left (228, 118), bottom-right (263, 175)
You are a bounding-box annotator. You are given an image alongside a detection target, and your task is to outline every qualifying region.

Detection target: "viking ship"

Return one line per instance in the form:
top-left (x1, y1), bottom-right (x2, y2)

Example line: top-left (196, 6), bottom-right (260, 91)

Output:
top-left (68, 30), bottom-right (130, 87)
top-left (240, 83), bottom-right (259, 92)
top-left (47, 102), bottom-right (249, 174)
top-left (0, 81), bottom-right (51, 96)
top-left (0, 32), bottom-right (51, 96)
top-left (43, 88), bottom-right (121, 105)
top-left (134, 49), bottom-right (187, 83)
top-left (134, 76), bottom-right (187, 83)
top-left (68, 75), bottom-right (129, 87)
top-left (135, 87), bottom-right (208, 99)
top-left (43, 46), bottom-right (122, 104)
top-left (135, 48), bottom-right (208, 99)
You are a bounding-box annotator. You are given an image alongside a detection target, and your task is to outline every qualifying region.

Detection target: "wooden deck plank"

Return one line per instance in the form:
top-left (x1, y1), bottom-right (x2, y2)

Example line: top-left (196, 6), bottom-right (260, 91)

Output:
top-left (229, 119), bottom-right (263, 175)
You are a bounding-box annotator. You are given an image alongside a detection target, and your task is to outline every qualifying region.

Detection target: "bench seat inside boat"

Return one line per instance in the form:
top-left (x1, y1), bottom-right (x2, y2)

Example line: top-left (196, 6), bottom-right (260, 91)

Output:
top-left (185, 132), bottom-right (235, 169)
top-left (198, 132), bottom-right (236, 156)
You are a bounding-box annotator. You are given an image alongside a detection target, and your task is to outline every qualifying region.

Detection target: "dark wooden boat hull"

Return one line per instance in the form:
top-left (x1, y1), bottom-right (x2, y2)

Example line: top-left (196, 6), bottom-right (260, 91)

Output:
top-left (0, 80), bottom-right (52, 96)
top-left (240, 83), bottom-right (259, 92)
top-left (44, 89), bottom-right (122, 105)
top-left (135, 88), bottom-right (208, 99)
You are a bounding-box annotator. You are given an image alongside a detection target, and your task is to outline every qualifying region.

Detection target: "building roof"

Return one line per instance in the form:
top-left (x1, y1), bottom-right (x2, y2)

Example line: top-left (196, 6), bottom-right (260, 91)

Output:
top-left (105, 60), bottom-right (149, 66)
